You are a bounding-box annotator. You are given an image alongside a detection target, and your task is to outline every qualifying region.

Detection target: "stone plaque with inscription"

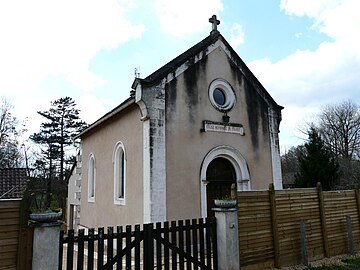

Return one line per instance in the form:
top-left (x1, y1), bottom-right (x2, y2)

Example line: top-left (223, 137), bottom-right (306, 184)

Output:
top-left (202, 120), bottom-right (244, 135)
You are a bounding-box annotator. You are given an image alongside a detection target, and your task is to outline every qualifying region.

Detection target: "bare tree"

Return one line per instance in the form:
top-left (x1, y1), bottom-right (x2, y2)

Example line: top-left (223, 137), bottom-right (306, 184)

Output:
top-left (0, 98), bottom-right (14, 145)
top-left (318, 100), bottom-right (360, 160)
top-left (304, 100), bottom-right (360, 188)
top-left (0, 98), bottom-right (23, 168)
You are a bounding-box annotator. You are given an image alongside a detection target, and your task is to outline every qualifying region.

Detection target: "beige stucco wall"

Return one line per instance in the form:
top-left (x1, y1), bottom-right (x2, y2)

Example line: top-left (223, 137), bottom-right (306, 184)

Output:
top-left (80, 104), bottom-right (144, 228)
top-left (165, 47), bottom-right (274, 220)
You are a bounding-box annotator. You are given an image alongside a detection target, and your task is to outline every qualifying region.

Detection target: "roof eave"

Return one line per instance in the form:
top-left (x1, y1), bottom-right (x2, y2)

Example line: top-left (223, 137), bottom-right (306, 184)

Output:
top-left (138, 32), bottom-right (221, 87)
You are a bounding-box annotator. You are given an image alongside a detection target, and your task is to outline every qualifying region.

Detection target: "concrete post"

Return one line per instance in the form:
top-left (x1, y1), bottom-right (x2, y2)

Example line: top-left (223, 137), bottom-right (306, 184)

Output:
top-left (32, 222), bottom-right (61, 270)
top-left (214, 207), bottom-right (240, 270)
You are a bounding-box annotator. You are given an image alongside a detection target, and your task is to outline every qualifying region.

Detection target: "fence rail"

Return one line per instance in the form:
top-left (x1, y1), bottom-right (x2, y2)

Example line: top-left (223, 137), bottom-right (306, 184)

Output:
top-left (59, 217), bottom-right (217, 270)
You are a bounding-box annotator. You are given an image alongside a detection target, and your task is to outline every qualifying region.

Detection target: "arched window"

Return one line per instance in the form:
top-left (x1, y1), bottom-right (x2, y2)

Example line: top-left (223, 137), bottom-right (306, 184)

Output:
top-left (113, 142), bottom-right (126, 205)
top-left (88, 153), bottom-right (96, 202)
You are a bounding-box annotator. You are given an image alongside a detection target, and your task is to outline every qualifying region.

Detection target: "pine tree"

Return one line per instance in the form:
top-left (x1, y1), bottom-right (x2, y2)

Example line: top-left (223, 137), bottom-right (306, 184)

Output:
top-left (31, 97), bottom-right (87, 181)
top-left (295, 128), bottom-right (339, 190)
top-left (30, 97), bottom-right (87, 207)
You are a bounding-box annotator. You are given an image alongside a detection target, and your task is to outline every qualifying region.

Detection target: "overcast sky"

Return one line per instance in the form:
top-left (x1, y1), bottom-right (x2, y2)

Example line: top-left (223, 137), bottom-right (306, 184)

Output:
top-left (1, 0), bottom-right (359, 152)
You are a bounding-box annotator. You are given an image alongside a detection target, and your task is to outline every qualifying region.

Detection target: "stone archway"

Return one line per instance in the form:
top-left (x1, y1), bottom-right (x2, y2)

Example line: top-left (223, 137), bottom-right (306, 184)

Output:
top-left (200, 145), bottom-right (250, 218)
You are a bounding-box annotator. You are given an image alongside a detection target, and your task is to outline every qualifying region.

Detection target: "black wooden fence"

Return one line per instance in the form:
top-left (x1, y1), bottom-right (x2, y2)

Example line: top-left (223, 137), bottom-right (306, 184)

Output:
top-left (59, 218), bottom-right (217, 270)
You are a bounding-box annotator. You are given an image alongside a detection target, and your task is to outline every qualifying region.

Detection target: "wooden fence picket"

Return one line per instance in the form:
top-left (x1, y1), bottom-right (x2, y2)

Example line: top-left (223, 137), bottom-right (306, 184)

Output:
top-left (88, 228), bottom-right (94, 270)
top-left (77, 229), bottom-right (85, 270)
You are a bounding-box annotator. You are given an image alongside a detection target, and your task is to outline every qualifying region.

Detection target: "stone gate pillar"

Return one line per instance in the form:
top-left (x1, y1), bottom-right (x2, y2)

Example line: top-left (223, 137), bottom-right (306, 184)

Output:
top-left (32, 222), bottom-right (61, 270)
top-left (214, 206), bottom-right (240, 270)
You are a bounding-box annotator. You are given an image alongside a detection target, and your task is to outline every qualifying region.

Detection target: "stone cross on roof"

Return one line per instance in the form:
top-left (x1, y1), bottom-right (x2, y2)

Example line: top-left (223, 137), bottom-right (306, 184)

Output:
top-left (209, 15), bottom-right (220, 35)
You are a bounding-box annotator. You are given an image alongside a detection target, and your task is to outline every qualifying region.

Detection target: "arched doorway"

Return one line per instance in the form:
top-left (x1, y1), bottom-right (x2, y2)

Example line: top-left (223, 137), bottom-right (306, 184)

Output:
top-left (200, 145), bottom-right (251, 218)
top-left (206, 157), bottom-right (236, 217)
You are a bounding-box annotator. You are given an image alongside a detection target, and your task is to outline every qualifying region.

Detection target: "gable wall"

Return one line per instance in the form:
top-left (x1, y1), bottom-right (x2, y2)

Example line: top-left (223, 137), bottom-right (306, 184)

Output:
top-left (165, 47), bottom-right (275, 220)
top-left (80, 104), bottom-right (143, 228)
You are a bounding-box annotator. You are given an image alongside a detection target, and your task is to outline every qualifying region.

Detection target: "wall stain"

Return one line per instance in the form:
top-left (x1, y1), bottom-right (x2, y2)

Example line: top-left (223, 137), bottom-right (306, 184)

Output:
top-left (244, 78), bottom-right (269, 151)
top-left (165, 77), bottom-right (177, 122)
top-left (228, 57), bottom-right (243, 87)
top-left (183, 55), bottom-right (208, 123)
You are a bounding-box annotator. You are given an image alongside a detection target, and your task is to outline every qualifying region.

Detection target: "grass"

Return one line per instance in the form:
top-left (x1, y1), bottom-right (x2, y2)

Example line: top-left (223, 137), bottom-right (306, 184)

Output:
top-left (343, 257), bottom-right (360, 268)
top-left (303, 256), bottom-right (360, 270)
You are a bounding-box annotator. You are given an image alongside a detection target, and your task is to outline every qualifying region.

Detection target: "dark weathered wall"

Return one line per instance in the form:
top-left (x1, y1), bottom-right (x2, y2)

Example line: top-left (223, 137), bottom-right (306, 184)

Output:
top-left (165, 45), bottom-right (274, 220)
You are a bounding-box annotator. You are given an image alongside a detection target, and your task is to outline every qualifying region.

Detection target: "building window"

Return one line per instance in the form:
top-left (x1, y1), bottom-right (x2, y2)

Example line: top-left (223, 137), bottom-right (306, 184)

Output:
top-left (88, 154), bottom-right (96, 202)
top-left (113, 142), bottom-right (126, 205)
top-left (213, 88), bottom-right (226, 106)
top-left (208, 79), bottom-right (236, 112)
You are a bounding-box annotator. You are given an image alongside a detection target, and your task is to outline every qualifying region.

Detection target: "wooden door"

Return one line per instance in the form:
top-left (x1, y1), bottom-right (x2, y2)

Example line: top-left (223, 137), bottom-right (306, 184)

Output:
top-left (206, 157), bottom-right (236, 217)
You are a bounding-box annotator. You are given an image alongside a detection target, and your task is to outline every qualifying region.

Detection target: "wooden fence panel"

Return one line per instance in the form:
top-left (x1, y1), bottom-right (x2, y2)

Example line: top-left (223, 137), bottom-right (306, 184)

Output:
top-left (238, 191), bottom-right (275, 270)
top-left (0, 199), bottom-right (21, 270)
top-left (237, 187), bottom-right (360, 269)
top-left (324, 190), bottom-right (360, 256)
top-left (276, 189), bottom-right (324, 266)
top-left (0, 199), bottom-right (33, 270)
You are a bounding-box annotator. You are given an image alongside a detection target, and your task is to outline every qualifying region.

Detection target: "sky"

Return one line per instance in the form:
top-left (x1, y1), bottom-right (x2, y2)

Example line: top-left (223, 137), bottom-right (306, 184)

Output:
top-left (1, 0), bottom-right (359, 152)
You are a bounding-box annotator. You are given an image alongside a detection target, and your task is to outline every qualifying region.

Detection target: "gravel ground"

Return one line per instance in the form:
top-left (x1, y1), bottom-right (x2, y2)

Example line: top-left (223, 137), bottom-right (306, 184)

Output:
top-left (273, 253), bottom-right (360, 270)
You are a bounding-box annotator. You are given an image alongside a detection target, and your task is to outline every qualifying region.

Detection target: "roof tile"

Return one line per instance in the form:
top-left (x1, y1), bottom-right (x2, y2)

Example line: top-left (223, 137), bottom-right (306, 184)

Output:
top-left (0, 168), bottom-right (29, 199)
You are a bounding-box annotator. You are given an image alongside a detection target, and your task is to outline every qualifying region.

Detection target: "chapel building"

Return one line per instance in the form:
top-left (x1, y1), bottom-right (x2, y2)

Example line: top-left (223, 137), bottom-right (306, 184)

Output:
top-left (68, 16), bottom-right (283, 230)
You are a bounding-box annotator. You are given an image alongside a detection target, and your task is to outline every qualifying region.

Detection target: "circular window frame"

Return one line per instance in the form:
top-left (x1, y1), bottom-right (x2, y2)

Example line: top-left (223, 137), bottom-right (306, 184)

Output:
top-left (208, 79), bottom-right (236, 112)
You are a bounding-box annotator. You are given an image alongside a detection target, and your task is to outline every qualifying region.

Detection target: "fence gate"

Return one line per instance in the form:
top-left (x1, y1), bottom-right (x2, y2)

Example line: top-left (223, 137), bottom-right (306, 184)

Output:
top-left (59, 217), bottom-right (217, 270)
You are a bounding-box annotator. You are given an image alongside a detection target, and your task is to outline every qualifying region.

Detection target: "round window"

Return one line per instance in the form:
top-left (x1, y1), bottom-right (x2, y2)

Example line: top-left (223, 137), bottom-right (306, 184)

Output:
top-left (208, 79), bottom-right (235, 112)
